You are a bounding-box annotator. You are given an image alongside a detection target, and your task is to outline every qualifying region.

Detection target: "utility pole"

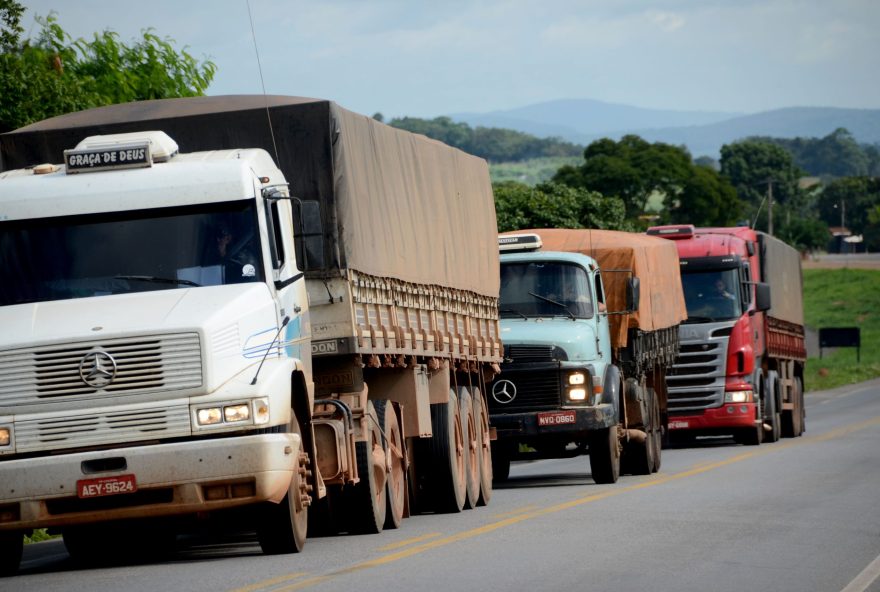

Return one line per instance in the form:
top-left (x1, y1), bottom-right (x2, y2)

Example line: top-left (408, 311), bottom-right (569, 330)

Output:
top-left (767, 179), bottom-right (774, 236)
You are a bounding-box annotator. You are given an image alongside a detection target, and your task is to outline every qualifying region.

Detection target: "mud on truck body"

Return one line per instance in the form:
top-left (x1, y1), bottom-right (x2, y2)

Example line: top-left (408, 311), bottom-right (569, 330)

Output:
top-left (487, 230), bottom-right (685, 484)
top-left (0, 96), bottom-right (501, 575)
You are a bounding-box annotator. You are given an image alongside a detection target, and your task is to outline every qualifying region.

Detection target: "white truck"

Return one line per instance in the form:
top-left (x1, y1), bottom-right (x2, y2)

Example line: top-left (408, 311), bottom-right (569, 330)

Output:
top-left (0, 96), bottom-right (501, 575)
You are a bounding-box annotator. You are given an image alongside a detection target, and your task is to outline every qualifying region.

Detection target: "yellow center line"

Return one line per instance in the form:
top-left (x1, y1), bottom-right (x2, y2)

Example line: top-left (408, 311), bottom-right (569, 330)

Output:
top-left (236, 414), bottom-right (880, 592)
top-left (377, 532), bottom-right (442, 551)
top-left (229, 572), bottom-right (309, 592)
top-left (491, 504), bottom-right (539, 519)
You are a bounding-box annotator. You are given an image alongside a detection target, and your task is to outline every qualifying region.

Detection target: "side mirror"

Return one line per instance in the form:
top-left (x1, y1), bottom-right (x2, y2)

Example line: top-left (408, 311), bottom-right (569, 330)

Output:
top-left (754, 282), bottom-right (771, 312)
top-left (293, 200), bottom-right (325, 271)
top-left (626, 277), bottom-right (641, 312)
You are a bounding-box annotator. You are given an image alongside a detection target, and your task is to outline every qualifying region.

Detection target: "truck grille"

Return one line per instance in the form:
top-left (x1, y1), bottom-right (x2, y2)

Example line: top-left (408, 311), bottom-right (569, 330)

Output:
top-left (665, 328), bottom-right (730, 412)
top-left (15, 404), bottom-right (192, 453)
top-left (505, 344), bottom-right (567, 363)
top-left (0, 334), bottom-right (203, 407)
top-left (487, 370), bottom-right (561, 413)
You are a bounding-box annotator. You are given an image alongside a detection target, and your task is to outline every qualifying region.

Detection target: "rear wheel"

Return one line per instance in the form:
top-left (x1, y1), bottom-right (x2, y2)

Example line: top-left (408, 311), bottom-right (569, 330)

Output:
top-left (344, 400), bottom-right (387, 533)
top-left (460, 388), bottom-right (481, 509)
top-left (430, 389), bottom-right (467, 512)
top-left (649, 388), bottom-right (662, 473)
top-left (257, 414), bottom-right (309, 553)
top-left (589, 425), bottom-right (620, 484)
top-left (473, 387), bottom-right (493, 505)
top-left (375, 400), bottom-right (405, 530)
top-left (782, 376), bottom-right (806, 438)
top-left (764, 373), bottom-right (781, 443)
top-left (0, 531), bottom-right (23, 577)
top-left (624, 385), bottom-right (656, 476)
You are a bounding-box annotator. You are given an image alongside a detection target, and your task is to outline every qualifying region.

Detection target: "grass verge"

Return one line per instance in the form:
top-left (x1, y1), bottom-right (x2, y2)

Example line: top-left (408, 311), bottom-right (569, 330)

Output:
top-left (804, 268), bottom-right (880, 391)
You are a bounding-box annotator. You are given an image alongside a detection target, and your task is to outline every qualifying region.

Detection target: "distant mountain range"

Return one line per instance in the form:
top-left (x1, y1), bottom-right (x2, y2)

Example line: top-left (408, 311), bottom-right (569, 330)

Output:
top-left (450, 99), bottom-right (880, 158)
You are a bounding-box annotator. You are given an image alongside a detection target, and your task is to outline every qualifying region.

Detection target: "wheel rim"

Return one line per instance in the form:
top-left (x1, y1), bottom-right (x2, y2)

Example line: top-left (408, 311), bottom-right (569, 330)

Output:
top-left (385, 404), bottom-right (405, 524)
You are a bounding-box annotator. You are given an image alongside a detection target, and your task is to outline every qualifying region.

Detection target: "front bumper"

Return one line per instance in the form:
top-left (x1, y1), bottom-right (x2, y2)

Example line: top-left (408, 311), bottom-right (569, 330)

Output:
top-left (667, 403), bottom-right (759, 433)
top-left (491, 403), bottom-right (616, 440)
top-left (0, 432), bottom-right (298, 531)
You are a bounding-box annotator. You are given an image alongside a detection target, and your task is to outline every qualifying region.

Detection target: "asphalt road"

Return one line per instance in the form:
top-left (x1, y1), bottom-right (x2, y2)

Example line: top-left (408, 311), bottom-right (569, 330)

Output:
top-left (6, 379), bottom-right (880, 592)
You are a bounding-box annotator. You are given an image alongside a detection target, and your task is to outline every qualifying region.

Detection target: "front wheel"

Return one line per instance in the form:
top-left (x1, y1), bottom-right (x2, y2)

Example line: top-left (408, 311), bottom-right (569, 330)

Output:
top-left (764, 373), bottom-right (781, 443)
top-left (256, 414), bottom-right (309, 553)
top-left (589, 425), bottom-right (620, 484)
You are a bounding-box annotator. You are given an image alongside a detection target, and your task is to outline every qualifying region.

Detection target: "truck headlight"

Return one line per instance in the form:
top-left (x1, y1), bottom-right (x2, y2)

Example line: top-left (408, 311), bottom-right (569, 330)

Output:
top-left (567, 388), bottom-right (588, 402)
top-left (724, 390), bottom-right (754, 404)
top-left (0, 427), bottom-right (10, 447)
top-left (568, 372), bottom-right (586, 385)
top-left (224, 404), bottom-right (250, 423)
top-left (197, 408), bottom-right (223, 425)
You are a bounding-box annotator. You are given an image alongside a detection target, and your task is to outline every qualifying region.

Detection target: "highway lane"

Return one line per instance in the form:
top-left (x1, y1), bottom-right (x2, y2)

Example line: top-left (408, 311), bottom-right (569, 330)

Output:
top-left (6, 378), bottom-right (880, 592)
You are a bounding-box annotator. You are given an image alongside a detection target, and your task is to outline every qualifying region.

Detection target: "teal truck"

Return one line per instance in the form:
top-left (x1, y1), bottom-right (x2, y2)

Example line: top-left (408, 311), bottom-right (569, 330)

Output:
top-left (489, 229), bottom-right (686, 483)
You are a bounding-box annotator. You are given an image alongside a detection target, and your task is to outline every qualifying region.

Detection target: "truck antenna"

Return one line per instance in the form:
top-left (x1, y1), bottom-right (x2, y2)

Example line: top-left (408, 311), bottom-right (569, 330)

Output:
top-left (246, 0), bottom-right (281, 165)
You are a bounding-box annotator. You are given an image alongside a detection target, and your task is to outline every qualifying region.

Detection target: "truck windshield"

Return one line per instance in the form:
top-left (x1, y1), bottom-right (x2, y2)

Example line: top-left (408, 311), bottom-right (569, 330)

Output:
top-left (0, 200), bottom-right (264, 306)
top-left (500, 261), bottom-right (593, 319)
top-left (680, 268), bottom-right (743, 322)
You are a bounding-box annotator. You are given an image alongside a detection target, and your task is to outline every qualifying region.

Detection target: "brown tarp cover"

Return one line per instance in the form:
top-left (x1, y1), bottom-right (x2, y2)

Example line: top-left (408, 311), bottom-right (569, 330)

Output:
top-left (509, 229), bottom-right (687, 348)
top-left (758, 232), bottom-right (804, 325)
top-left (1, 96), bottom-right (499, 297)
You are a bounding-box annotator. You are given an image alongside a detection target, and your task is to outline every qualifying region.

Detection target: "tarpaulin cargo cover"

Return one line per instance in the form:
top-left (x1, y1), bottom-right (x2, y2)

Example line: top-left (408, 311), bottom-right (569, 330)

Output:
top-left (506, 228), bottom-right (687, 348)
top-left (758, 232), bottom-right (804, 326)
top-left (0, 95), bottom-right (499, 298)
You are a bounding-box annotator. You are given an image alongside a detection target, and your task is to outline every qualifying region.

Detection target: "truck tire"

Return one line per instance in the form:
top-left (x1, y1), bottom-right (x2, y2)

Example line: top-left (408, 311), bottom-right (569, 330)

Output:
top-left (460, 387), bottom-right (481, 510)
top-left (589, 425), bottom-right (620, 484)
top-left (0, 531), bottom-right (23, 577)
top-left (257, 414), bottom-right (309, 553)
top-left (623, 384), bottom-right (654, 476)
top-left (343, 400), bottom-right (387, 533)
top-left (472, 386), bottom-right (493, 506)
top-left (430, 389), bottom-right (467, 513)
top-left (649, 388), bottom-right (662, 473)
top-left (764, 372), bottom-right (781, 443)
top-left (375, 400), bottom-right (405, 530)
top-left (782, 376), bottom-right (805, 438)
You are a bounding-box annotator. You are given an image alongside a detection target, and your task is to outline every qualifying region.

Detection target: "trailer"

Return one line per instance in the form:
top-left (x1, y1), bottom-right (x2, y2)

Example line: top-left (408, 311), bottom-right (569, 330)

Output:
top-left (0, 96), bottom-right (501, 574)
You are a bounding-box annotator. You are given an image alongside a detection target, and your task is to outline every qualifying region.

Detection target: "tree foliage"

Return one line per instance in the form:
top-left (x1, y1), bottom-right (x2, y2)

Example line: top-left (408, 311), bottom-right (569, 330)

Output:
top-left (756, 128), bottom-right (879, 178)
top-left (388, 116), bottom-right (582, 163)
top-left (0, 2), bottom-right (216, 133)
top-left (493, 181), bottom-right (629, 233)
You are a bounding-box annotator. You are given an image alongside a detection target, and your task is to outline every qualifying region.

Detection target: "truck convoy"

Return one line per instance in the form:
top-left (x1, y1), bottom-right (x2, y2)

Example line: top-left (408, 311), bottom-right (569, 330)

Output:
top-left (646, 225), bottom-right (806, 445)
top-left (0, 96), bottom-right (501, 575)
top-left (488, 229), bottom-right (685, 483)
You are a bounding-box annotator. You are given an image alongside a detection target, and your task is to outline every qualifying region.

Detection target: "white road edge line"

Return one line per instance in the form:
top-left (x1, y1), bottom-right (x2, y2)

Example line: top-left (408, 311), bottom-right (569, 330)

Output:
top-left (840, 552), bottom-right (880, 592)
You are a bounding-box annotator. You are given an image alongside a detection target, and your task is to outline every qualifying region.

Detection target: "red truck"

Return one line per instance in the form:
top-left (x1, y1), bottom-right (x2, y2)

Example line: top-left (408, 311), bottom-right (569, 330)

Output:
top-left (646, 225), bottom-right (806, 445)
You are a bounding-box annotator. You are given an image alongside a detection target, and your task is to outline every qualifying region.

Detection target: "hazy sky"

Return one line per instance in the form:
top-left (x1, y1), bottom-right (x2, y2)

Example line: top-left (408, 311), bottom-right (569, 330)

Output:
top-left (20, 0), bottom-right (880, 119)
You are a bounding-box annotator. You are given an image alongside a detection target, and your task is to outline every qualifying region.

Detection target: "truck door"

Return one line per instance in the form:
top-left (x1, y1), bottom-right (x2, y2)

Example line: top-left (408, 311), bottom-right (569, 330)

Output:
top-left (594, 271), bottom-right (612, 361)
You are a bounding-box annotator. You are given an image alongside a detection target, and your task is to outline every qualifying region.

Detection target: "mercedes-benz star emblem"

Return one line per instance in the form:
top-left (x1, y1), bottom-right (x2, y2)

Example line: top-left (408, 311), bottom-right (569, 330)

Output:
top-left (79, 350), bottom-right (118, 388)
top-left (492, 380), bottom-right (517, 404)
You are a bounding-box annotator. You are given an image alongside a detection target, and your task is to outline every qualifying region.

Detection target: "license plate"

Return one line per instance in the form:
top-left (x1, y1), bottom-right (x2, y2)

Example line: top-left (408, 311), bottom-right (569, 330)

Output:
top-left (537, 410), bottom-right (577, 427)
top-left (669, 420), bottom-right (690, 430)
top-left (77, 474), bottom-right (138, 499)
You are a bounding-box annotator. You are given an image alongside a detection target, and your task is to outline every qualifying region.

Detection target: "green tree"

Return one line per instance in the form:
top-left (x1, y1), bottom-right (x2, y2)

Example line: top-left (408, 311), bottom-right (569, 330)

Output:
top-left (553, 135), bottom-right (694, 221)
top-left (817, 177), bottom-right (880, 236)
top-left (0, 4), bottom-right (215, 132)
top-left (666, 165), bottom-right (743, 227)
top-left (758, 128), bottom-right (871, 178)
top-left (493, 181), bottom-right (628, 233)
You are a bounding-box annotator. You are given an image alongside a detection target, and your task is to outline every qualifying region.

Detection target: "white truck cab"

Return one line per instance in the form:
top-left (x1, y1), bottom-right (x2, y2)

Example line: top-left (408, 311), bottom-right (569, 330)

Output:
top-left (0, 131), bottom-right (312, 571)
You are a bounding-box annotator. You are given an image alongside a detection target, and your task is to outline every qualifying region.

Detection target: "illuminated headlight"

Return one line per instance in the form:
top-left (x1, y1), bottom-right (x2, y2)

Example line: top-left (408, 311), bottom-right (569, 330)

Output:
top-left (254, 398), bottom-right (270, 425)
top-left (724, 390), bottom-right (754, 404)
top-left (197, 408), bottom-right (223, 426)
top-left (567, 388), bottom-right (588, 402)
top-left (0, 427), bottom-right (10, 447)
top-left (224, 404), bottom-right (250, 423)
top-left (568, 372), bottom-right (586, 385)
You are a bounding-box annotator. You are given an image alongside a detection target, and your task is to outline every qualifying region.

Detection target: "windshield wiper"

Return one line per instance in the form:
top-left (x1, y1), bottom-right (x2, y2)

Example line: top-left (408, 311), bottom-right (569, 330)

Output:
top-left (501, 308), bottom-right (528, 320)
top-left (528, 292), bottom-right (575, 320)
top-left (114, 275), bottom-right (201, 287)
